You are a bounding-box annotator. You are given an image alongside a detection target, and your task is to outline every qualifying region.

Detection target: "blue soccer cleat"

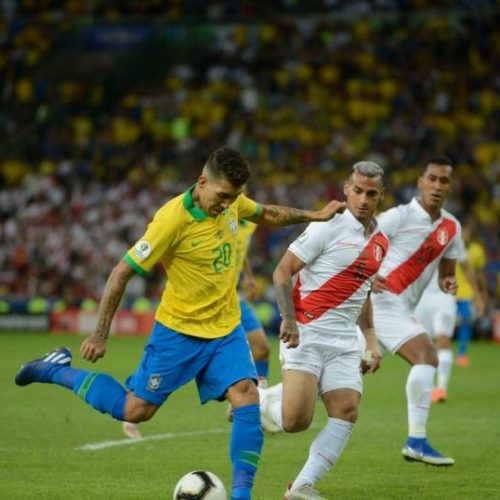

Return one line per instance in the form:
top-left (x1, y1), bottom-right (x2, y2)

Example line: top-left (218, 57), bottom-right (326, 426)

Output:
top-left (15, 347), bottom-right (72, 386)
top-left (402, 437), bottom-right (455, 466)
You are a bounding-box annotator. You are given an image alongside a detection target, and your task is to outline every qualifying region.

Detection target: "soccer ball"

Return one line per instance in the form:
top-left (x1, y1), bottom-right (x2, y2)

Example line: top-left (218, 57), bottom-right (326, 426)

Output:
top-left (173, 470), bottom-right (227, 500)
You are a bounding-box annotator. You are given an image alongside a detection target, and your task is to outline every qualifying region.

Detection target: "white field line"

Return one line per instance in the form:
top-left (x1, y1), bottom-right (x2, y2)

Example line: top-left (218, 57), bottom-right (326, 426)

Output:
top-left (76, 428), bottom-right (229, 451)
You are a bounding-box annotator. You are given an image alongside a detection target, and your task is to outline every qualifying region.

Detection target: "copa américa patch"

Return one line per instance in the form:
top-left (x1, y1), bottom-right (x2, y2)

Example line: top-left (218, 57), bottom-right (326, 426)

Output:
top-left (134, 239), bottom-right (152, 260)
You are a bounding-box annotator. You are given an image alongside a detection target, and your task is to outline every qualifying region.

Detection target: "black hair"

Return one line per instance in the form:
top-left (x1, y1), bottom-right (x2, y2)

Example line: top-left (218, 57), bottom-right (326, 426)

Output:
top-left (205, 147), bottom-right (250, 187)
top-left (423, 156), bottom-right (453, 171)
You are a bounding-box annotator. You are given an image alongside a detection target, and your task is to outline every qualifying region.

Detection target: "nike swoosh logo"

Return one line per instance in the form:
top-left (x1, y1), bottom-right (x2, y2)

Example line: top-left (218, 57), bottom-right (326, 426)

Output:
top-left (191, 241), bottom-right (202, 247)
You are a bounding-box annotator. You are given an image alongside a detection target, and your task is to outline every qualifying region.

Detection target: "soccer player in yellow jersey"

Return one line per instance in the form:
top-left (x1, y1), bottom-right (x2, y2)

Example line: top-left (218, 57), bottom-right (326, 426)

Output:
top-left (455, 220), bottom-right (488, 368)
top-left (15, 147), bottom-right (346, 500)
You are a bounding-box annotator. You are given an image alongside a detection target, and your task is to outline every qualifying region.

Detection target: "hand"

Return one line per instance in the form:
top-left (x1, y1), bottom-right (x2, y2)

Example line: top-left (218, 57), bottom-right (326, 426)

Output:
top-left (372, 275), bottom-right (388, 294)
top-left (361, 350), bottom-right (382, 374)
top-left (80, 335), bottom-right (107, 363)
top-left (439, 276), bottom-right (458, 295)
top-left (279, 317), bottom-right (300, 349)
top-left (315, 200), bottom-right (347, 221)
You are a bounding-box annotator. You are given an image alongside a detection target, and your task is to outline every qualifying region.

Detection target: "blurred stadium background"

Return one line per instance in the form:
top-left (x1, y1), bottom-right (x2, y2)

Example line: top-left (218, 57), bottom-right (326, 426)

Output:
top-left (1, 1), bottom-right (499, 338)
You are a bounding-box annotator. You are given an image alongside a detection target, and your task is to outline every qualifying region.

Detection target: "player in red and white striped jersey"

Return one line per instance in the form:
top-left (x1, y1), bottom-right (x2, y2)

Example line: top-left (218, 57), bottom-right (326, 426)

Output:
top-left (372, 156), bottom-right (461, 466)
top-left (260, 162), bottom-right (387, 500)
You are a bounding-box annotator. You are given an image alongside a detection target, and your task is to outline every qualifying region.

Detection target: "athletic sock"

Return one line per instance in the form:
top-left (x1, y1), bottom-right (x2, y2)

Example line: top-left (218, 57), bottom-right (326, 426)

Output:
top-left (265, 391), bottom-right (283, 430)
top-left (293, 417), bottom-right (353, 489)
top-left (254, 360), bottom-right (269, 379)
top-left (230, 404), bottom-right (263, 500)
top-left (436, 349), bottom-right (453, 391)
top-left (457, 321), bottom-right (472, 356)
top-left (52, 367), bottom-right (127, 420)
top-left (406, 364), bottom-right (435, 438)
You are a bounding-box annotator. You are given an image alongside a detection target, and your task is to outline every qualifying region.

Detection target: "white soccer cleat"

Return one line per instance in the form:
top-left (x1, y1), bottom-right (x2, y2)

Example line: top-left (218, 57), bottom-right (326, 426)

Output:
top-left (283, 483), bottom-right (327, 500)
top-left (122, 421), bottom-right (142, 439)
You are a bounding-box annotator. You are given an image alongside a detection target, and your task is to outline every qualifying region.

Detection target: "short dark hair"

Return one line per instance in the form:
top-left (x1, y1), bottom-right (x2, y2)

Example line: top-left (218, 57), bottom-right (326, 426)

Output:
top-left (423, 156), bottom-right (453, 171)
top-left (205, 147), bottom-right (250, 187)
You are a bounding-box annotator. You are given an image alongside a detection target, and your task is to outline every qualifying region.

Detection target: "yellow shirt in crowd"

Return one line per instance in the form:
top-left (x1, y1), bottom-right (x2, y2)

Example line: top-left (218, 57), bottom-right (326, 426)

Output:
top-left (456, 241), bottom-right (486, 301)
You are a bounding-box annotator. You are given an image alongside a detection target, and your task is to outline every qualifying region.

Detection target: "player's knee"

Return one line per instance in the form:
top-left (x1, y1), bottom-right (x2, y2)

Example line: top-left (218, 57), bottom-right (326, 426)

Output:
top-left (227, 378), bottom-right (259, 407)
top-left (336, 405), bottom-right (358, 424)
top-left (425, 346), bottom-right (439, 367)
top-left (282, 414), bottom-right (312, 433)
top-left (124, 398), bottom-right (158, 423)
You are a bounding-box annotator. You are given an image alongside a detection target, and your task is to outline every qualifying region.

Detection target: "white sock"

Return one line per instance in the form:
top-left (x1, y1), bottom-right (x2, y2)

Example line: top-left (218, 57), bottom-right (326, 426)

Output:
top-left (406, 364), bottom-right (435, 438)
top-left (436, 349), bottom-right (453, 391)
top-left (266, 382), bottom-right (283, 398)
top-left (266, 385), bottom-right (283, 429)
top-left (259, 384), bottom-right (283, 429)
top-left (293, 417), bottom-right (353, 490)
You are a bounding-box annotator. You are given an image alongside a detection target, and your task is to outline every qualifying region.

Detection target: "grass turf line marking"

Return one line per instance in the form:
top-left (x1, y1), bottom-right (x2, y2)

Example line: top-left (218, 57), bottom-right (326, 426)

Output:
top-left (76, 428), bottom-right (229, 451)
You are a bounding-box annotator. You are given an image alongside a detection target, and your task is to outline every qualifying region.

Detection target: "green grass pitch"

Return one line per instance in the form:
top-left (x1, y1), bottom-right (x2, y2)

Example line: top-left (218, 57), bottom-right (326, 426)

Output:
top-left (1, 332), bottom-right (499, 499)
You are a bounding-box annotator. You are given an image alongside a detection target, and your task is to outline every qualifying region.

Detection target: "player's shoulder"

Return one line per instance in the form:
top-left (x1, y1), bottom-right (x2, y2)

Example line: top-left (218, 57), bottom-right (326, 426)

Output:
top-left (440, 208), bottom-right (461, 228)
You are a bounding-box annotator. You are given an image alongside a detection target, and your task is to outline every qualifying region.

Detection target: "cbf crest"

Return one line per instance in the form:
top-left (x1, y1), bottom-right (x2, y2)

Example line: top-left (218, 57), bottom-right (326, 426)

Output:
top-left (147, 374), bottom-right (162, 391)
top-left (228, 218), bottom-right (238, 233)
top-left (437, 229), bottom-right (448, 246)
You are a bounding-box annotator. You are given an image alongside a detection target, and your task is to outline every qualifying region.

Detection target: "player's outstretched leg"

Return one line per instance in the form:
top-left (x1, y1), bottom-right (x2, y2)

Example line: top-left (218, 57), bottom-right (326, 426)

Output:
top-left (15, 347), bottom-right (127, 421)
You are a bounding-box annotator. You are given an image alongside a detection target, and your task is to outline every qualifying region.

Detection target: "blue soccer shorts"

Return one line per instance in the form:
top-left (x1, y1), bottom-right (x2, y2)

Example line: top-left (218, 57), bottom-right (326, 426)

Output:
top-left (125, 321), bottom-right (257, 406)
top-left (240, 300), bottom-right (262, 333)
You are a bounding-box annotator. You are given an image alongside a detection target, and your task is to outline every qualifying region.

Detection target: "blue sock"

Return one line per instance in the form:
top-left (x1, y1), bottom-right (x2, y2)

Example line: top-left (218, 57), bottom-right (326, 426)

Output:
top-left (230, 404), bottom-right (263, 500)
top-left (254, 360), bottom-right (269, 379)
top-left (457, 321), bottom-right (472, 355)
top-left (52, 368), bottom-right (126, 420)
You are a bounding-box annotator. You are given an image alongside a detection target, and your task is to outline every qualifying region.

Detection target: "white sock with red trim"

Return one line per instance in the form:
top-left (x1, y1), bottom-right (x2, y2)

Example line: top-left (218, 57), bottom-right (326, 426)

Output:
top-left (292, 417), bottom-right (353, 490)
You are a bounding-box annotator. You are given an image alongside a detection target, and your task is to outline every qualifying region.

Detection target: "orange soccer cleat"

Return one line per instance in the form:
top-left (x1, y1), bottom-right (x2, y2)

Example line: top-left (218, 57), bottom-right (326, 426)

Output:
top-left (431, 388), bottom-right (448, 404)
top-left (456, 354), bottom-right (470, 368)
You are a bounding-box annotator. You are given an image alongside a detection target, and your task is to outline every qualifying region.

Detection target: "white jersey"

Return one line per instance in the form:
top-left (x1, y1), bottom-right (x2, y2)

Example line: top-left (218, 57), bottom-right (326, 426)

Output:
top-left (375, 197), bottom-right (462, 310)
top-left (289, 209), bottom-right (389, 338)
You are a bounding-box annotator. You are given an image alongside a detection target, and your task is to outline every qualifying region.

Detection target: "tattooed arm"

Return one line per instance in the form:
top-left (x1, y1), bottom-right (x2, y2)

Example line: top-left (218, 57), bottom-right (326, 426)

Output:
top-left (273, 250), bottom-right (307, 349)
top-left (248, 200), bottom-right (346, 226)
top-left (80, 260), bottom-right (135, 363)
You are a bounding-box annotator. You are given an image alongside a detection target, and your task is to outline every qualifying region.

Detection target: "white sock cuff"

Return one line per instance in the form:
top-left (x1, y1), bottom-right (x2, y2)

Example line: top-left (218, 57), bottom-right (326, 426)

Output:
top-left (409, 364), bottom-right (436, 378)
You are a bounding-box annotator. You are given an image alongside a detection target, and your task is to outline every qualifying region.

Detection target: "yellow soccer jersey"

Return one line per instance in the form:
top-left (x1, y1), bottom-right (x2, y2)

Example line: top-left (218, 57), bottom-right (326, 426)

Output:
top-left (235, 219), bottom-right (257, 277)
top-left (456, 241), bottom-right (486, 300)
top-left (124, 186), bottom-right (262, 338)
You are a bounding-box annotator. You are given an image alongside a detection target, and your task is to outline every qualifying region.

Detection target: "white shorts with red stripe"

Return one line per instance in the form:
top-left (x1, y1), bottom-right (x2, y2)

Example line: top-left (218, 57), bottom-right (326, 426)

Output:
top-left (372, 292), bottom-right (426, 354)
top-left (279, 332), bottom-right (363, 395)
top-left (413, 288), bottom-right (457, 338)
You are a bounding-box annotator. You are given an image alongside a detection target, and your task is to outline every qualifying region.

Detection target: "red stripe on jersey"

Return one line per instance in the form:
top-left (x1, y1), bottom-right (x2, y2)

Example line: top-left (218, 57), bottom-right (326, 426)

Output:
top-left (386, 218), bottom-right (457, 294)
top-left (293, 232), bottom-right (389, 324)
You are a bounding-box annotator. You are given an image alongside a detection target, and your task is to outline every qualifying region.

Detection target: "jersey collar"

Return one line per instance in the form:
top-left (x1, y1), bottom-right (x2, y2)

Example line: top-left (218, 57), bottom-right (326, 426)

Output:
top-left (343, 208), bottom-right (378, 236)
top-left (183, 184), bottom-right (207, 221)
top-left (411, 197), bottom-right (442, 223)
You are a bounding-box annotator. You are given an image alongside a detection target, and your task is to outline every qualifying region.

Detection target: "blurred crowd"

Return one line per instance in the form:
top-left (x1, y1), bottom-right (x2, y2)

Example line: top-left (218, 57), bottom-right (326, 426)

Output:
top-left (0, 2), bottom-right (499, 313)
